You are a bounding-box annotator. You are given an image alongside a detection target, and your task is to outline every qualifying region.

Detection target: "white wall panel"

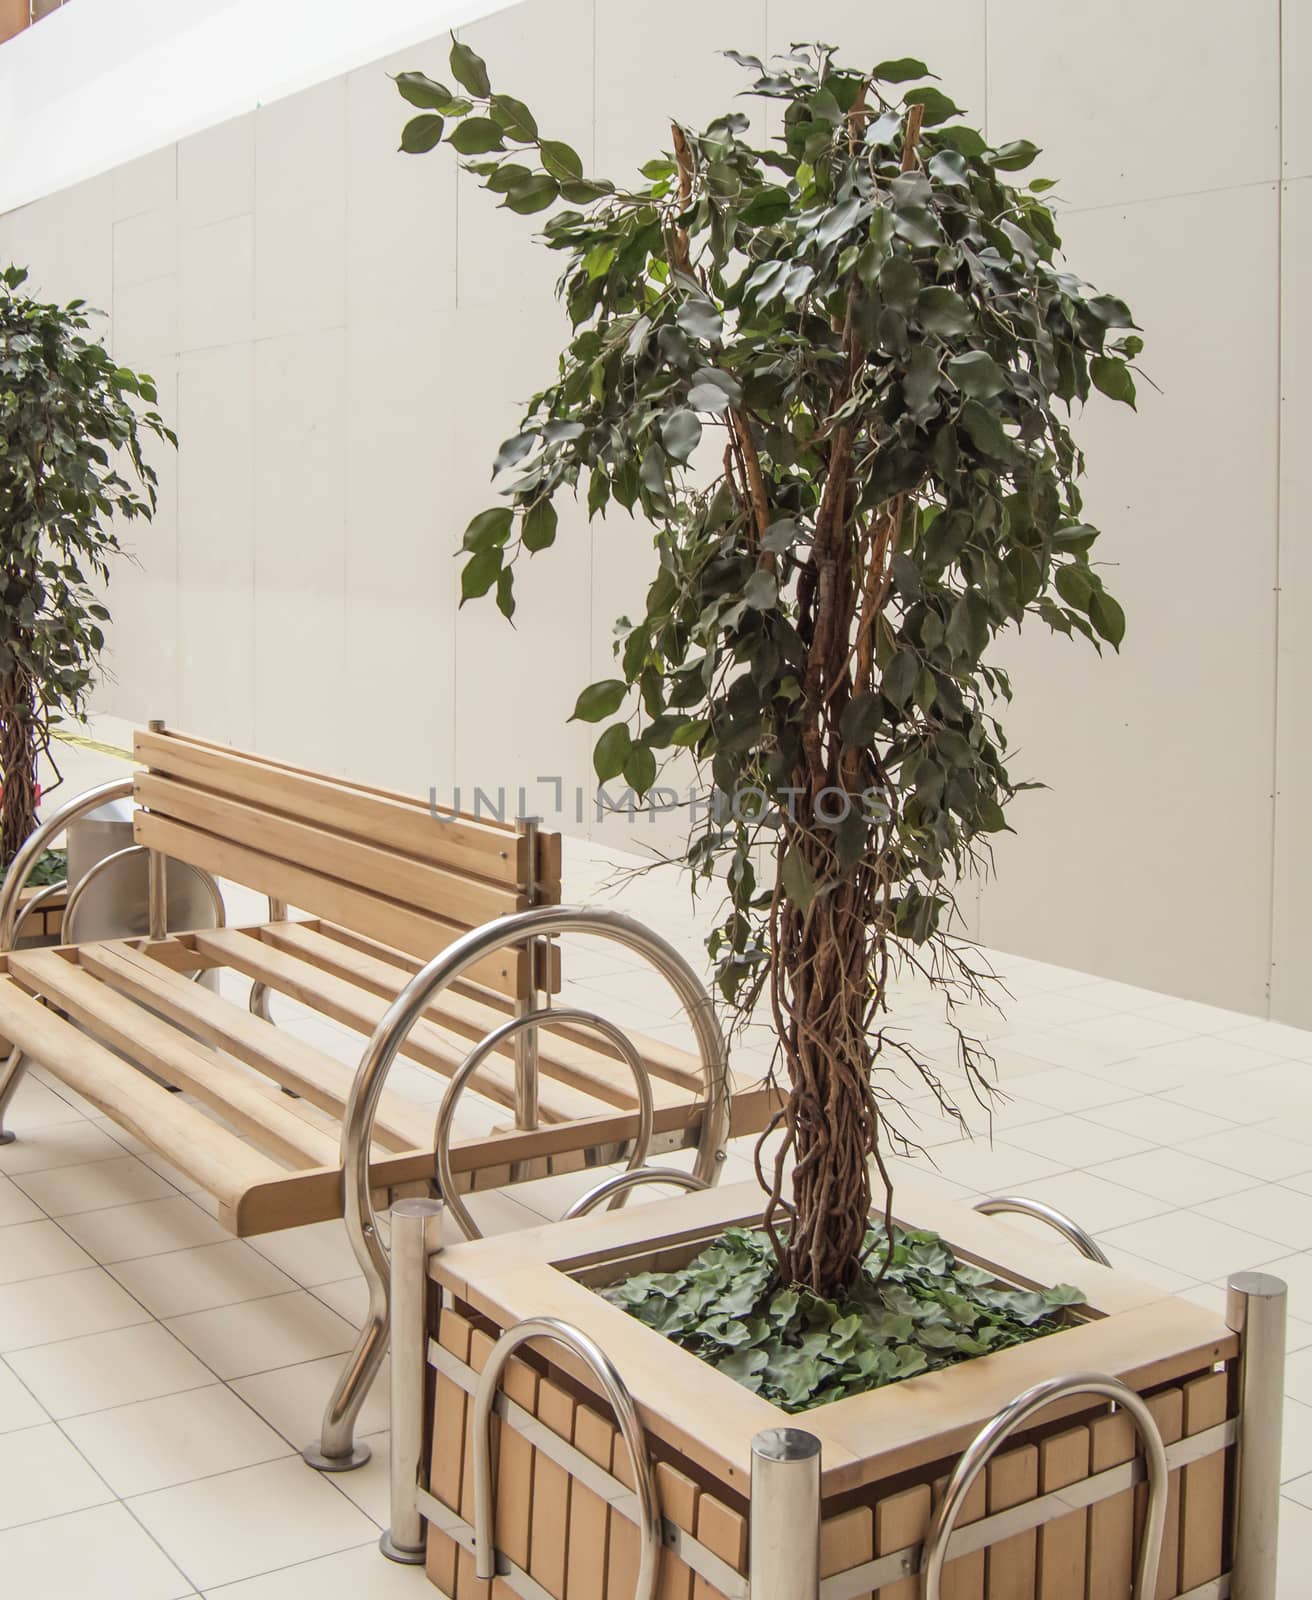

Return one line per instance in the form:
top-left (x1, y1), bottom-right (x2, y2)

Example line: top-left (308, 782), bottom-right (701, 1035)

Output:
top-left (1270, 177), bottom-right (1312, 1022)
top-left (979, 184), bottom-right (1280, 1012)
top-left (987, 0), bottom-right (1280, 209)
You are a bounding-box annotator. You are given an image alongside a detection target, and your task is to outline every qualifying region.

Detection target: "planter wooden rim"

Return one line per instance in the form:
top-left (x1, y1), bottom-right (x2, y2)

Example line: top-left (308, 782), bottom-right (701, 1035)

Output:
top-left (429, 1176), bottom-right (1236, 1498)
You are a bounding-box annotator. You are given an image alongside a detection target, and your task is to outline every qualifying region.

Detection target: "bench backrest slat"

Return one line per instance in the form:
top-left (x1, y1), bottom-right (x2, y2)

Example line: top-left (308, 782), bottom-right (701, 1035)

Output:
top-left (132, 728), bottom-right (561, 999)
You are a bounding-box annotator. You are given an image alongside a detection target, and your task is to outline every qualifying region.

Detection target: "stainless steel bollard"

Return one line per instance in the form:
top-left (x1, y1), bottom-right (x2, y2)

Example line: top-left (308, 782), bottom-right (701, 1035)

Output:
top-left (749, 1428), bottom-right (821, 1600)
top-left (1227, 1270), bottom-right (1287, 1600)
top-left (380, 1197), bottom-right (445, 1564)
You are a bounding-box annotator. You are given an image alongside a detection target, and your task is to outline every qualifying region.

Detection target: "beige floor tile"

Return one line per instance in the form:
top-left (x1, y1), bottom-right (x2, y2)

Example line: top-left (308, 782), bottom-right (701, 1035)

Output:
top-left (64, 1383), bottom-right (291, 1497)
top-left (1194, 1185), bottom-right (1312, 1249)
top-left (1003, 1065), bottom-right (1135, 1112)
top-left (0, 1174), bottom-right (43, 1228)
top-left (1216, 1020), bottom-right (1312, 1060)
top-left (920, 1137), bottom-right (1064, 1192)
top-left (109, 1240), bottom-right (297, 1320)
top-left (1178, 1126), bottom-right (1312, 1181)
top-left (990, 1169), bottom-right (1172, 1231)
top-left (128, 1455), bottom-right (378, 1591)
top-left (1280, 1497), bottom-right (1312, 1597)
top-left (1001, 1114), bottom-right (1152, 1166)
top-left (244, 1219), bottom-right (360, 1287)
top-left (6, 1321), bottom-right (214, 1418)
top-left (1089, 1148), bottom-right (1255, 1207)
top-left (1161, 1072), bottom-right (1298, 1126)
top-left (1073, 1013), bottom-right (1192, 1053)
top-left (1283, 1397), bottom-right (1312, 1482)
top-left (0, 1076), bottom-right (88, 1133)
top-left (0, 1265), bottom-right (150, 1353)
top-left (1226, 1253), bottom-right (1312, 1321)
top-left (0, 1501), bottom-right (194, 1599)
top-left (0, 1359), bottom-right (47, 1434)
top-left (0, 1218), bottom-right (95, 1284)
top-left (165, 1289), bottom-right (357, 1380)
top-left (60, 1195), bottom-right (230, 1264)
top-left (14, 1155), bottom-right (179, 1217)
top-left (0, 1421), bottom-right (112, 1530)
top-left (231, 1352), bottom-right (390, 1444)
top-left (1101, 1210), bottom-right (1285, 1282)
top-left (1085, 1095), bottom-right (1234, 1144)
top-left (0, 1119), bottom-right (128, 1176)
top-left (197, 1537), bottom-right (432, 1596)
top-left (1097, 1246), bottom-right (1197, 1293)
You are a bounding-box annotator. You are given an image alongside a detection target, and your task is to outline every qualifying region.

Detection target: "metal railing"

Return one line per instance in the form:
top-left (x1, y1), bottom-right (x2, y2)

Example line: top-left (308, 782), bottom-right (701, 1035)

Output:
top-left (308, 904), bottom-right (732, 1474)
top-left (973, 1194), bottom-right (1113, 1266)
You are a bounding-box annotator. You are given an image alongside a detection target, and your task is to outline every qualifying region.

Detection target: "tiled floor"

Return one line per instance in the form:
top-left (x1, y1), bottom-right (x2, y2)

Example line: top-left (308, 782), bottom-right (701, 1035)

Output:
top-left (3, 723), bottom-right (1312, 1594)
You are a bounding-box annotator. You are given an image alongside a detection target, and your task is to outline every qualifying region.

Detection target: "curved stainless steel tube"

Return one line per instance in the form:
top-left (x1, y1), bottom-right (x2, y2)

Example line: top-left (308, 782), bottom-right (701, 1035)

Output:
top-left (0, 777), bottom-right (134, 950)
top-left (973, 1195), bottom-right (1112, 1267)
top-left (563, 1164), bottom-right (709, 1219)
top-left (310, 904), bottom-right (730, 1470)
top-left (471, 1316), bottom-right (663, 1595)
top-left (921, 1373), bottom-right (1167, 1600)
top-left (435, 1007), bottom-right (655, 1242)
top-left (61, 846), bottom-right (146, 940)
top-left (8, 878), bottom-right (67, 945)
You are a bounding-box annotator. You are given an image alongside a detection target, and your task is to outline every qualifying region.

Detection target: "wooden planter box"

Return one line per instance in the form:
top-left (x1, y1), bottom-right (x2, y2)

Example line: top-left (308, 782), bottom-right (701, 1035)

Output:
top-left (14, 881), bottom-right (65, 946)
top-left (419, 1178), bottom-right (1241, 1600)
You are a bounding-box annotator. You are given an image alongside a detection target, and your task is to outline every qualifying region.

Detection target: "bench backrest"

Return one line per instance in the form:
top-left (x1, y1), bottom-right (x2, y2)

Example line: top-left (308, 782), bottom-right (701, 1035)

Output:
top-left (132, 727), bottom-right (561, 1000)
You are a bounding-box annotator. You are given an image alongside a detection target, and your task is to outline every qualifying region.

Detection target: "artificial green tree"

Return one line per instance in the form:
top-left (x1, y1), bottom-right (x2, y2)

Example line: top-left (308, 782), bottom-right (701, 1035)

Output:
top-left (0, 267), bottom-right (174, 874)
top-left (399, 41), bottom-right (1139, 1297)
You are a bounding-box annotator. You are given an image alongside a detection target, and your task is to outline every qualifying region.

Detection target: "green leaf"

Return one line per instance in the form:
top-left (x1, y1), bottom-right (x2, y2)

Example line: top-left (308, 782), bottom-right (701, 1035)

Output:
top-left (460, 546), bottom-right (501, 602)
top-left (449, 38), bottom-right (491, 97)
top-left (400, 114), bottom-right (445, 154)
top-left (449, 116), bottom-right (504, 154)
top-left (676, 298), bottom-right (724, 343)
top-left (917, 286), bottom-right (973, 335)
top-left (395, 72), bottom-right (455, 110)
top-left (882, 650), bottom-right (918, 708)
top-left (522, 498), bottom-right (557, 551)
top-left (1090, 355), bottom-right (1137, 408)
top-left (1054, 563), bottom-right (1095, 609)
top-left (660, 408), bottom-right (702, 462)
top-left (504, 173), bottom-right (559, 213)
top-left (539, 139), bottom-right (583, 181)
top-left (873, 57), bottom-right (930, 82)
top-left (624, 743), bottom-right (657, 794)
top-left (493, 431), bottom-right (536, 473)
top-left (989, 138), bottom-right (1041, 171)
top-left (959, 399), bottom-right (1010, 458)
top-left (739, 184), bottom-right (790, 225)
top-left (495, 567), bottom-right (515, 619)
top-left (1089, 589), bottom-right (1126, 647)
top-left (927, 149), bottom-right (969, 187)
top-left (902, 86), bottom-right (963, 127)
top-left (840, 692), bottom-right (882, 746)
top-left (781, 848), bottom-right (818, 911)
top-left (593, 723), bottom-right (632, 782)
top-left (573, 680), bottom-right (628, 722)
top-left (947, 350), bottom-right (1007, 400)
top-left (462, 506), bottom-right (513, 552)
top-left (490, 94), bottom-right (538, 141)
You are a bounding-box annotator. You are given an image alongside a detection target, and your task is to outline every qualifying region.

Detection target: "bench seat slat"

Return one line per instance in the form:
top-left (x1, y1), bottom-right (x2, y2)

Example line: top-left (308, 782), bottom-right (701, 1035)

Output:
top-left (263, 920), bottom-right (707, 1100)
top-left (0, 976), bottom-right (283, 1228)
top-left (7, 948), bottom-right (340, 1171)
top-left (134, 773), bottom-right (526, 931)
top-left (189, 928), bottom-right (617, 1125)
top-left (75, 940), bottom-right (432, 1153)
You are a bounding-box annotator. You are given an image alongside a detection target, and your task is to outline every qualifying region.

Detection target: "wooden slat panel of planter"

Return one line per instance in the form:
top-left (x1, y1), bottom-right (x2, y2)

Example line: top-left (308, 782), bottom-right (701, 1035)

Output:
top-left (1178, 1371), bottom-right (1229, 1591)
top-left (1035, 1425), bottom-right (1089, 1597)
top-left (692, 1493), bottom-right (746, 1600)
top-left (986, 1443), bottom-right (1038, 1597)
top-left (1141, 1388), bottom-right (1184, 1598)
top-left (566, 1405), bottom-right (614, 1599)
top-left (936, 1471), bottom-right (986, 1600)
top-left (874, 1481), bottom-right (931, 1600)
top-left (1086, 1409), bottom-right (1137, 1599)
top-left (426, 1310), bottom-right (474, 1597)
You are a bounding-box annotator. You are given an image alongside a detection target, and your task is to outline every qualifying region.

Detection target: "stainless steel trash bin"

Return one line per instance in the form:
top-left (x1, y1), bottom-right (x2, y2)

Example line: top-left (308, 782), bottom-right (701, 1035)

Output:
top-left (65, 798), bottom-right (222, 944)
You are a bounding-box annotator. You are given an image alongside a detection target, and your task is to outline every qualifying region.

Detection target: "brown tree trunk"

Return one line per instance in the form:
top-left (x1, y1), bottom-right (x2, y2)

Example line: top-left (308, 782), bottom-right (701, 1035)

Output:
top-left (0, 667), bottom-right (39, 874)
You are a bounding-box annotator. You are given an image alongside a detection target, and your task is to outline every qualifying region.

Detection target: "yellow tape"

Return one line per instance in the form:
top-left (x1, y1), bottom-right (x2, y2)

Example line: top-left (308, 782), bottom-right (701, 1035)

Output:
top-left (52, 732), bottom-right (134, 762)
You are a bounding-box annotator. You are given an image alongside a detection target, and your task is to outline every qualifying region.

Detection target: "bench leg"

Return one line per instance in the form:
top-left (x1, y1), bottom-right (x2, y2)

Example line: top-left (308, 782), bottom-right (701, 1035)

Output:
top-left (0, 1046), bottom-right (30, 1144)
top-left (302, 1306), bottom-right (383, 1473)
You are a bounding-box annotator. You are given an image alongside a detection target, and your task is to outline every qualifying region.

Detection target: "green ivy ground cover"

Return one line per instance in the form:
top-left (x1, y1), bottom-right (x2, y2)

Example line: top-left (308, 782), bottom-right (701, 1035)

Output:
top-left (600, 1223), bottom-right (1083, 1412)
top-left (0, 847), bottom-right (66, 889)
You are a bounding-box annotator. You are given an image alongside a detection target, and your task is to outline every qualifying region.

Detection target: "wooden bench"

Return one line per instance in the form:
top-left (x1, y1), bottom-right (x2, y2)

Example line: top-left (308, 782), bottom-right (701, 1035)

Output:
top-left (0, 726), bottom-right (774, 1238)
